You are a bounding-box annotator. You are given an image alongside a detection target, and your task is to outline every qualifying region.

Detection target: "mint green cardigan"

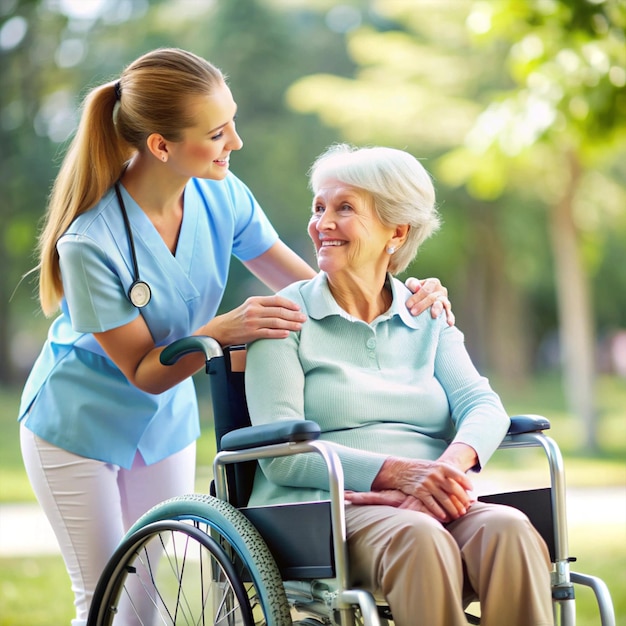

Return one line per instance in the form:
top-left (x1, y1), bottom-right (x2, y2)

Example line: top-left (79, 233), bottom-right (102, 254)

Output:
top-left (245, 272), bottom-right (510, 506)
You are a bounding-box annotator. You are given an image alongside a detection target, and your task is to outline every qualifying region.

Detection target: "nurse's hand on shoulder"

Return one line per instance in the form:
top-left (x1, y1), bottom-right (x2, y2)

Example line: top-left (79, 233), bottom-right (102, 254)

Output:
top-left (405, 277), bottom-right (455, 326)
top-left (206, 295), bottom-right (307, 346)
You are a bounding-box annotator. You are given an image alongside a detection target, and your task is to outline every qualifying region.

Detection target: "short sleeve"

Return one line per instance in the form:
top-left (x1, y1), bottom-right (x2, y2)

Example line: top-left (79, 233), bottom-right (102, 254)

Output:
top-left (226, 177), bottom-right (279, 262)
top-left (58, 234), bottom-right (139, 333)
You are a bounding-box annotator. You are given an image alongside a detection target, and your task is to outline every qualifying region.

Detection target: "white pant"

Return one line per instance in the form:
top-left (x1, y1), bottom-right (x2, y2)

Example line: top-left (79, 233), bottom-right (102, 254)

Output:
top-left (20, 424), bottom-right (196, 626)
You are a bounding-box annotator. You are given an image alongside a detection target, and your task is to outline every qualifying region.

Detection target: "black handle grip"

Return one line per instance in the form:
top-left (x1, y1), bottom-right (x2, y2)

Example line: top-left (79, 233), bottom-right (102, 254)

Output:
top-left (160, 336), bottom-right (223, 366)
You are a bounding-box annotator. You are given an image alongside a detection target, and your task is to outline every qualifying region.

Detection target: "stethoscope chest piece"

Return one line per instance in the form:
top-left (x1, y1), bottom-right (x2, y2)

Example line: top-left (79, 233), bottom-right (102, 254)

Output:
top-left (129, 280), bottom-right (151, 308)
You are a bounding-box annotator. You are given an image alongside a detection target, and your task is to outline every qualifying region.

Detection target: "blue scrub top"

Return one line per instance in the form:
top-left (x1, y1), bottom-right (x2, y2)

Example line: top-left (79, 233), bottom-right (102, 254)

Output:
top-left (19, 174), bottom-right (278, 469)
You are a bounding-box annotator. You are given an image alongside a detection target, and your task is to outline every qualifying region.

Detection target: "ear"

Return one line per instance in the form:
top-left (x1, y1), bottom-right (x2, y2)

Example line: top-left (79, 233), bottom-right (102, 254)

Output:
top-left (146, 133), bottom-right (169, 162)
top-left (389, 223), bottom-right (410, 249)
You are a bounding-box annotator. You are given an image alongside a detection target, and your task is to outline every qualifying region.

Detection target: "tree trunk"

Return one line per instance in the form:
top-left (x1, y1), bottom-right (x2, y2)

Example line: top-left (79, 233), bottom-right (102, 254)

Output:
top-left (548, 153), bottom-right (598, 451)
top-left (459, 206), bottom-right (532, 386)
top-left (483, 220), bottom-right (532, 385)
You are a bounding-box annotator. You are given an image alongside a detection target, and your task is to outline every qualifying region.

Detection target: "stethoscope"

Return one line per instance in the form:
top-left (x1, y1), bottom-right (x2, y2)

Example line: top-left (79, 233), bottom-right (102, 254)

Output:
top-left (114, 183), bottom-right (152, 308)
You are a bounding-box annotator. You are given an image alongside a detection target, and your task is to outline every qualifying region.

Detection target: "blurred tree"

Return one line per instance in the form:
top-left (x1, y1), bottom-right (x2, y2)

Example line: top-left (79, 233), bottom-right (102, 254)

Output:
top-left (1, 0), bottom-right (165, 384)
top-left (0, 0), bottom-right (63, 383)
top-left (283, 0), bottom-right (626, 451)
top-left (438, 0), bottom-right (626, 451)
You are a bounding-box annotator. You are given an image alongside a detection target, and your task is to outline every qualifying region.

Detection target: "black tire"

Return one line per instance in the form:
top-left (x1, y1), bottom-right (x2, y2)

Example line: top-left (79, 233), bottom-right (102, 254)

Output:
top-left (88, 493), bottom-right (291, 626)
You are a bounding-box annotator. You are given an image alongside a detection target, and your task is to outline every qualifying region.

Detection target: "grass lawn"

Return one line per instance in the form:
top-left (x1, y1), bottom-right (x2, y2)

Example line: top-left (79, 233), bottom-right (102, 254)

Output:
top-left (1, 374), bottom-right (625, 625)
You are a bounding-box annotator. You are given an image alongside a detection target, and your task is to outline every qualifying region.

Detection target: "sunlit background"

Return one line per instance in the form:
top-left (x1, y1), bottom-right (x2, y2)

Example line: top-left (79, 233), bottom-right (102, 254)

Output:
top-left (0, 1), bottom-right (625, 624)
top-left (3, 0), bottom-right (625, 449)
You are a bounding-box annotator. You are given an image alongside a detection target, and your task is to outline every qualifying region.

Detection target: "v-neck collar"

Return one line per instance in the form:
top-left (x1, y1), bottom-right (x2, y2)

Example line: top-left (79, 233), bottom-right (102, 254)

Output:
top-left (116, 182), bottom-right (200, 300)
top-left (117, 182), bottom-right (198, 263)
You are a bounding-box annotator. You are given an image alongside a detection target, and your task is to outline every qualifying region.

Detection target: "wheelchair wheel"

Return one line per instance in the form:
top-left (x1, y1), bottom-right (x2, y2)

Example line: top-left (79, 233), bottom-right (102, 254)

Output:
top-left (88, 493), bottom-right (291, 626)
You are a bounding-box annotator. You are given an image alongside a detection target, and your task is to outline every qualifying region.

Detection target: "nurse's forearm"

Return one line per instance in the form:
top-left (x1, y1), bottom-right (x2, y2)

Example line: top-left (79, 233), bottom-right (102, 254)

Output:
top-left (134, 347), bottom-right (206, 394)
top-left (94, 316), bottom-right (208, 395)
top-left (243, 240), bottom-right (316, 292)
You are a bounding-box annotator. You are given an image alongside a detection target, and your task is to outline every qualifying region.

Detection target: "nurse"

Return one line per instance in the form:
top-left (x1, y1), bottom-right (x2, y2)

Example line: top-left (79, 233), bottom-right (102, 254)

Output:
top-left (17, 48), bottom-right (452, 625)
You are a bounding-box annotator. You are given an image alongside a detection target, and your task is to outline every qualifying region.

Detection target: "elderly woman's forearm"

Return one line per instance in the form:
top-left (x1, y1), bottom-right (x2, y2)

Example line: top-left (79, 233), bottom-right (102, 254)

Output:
top-left (437, 442), bottom-right (478, 473)
top-left (371, 457), bottom-right (428, 491)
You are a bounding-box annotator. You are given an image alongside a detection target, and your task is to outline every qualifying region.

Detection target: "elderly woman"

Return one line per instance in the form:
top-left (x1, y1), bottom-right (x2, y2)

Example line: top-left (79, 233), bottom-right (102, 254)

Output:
top-left (244, 144), bottom-right (553, 626)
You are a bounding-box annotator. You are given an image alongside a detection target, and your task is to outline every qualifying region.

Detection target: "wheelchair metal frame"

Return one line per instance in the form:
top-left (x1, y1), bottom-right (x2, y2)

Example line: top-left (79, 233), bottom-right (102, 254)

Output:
top-left (214, 438), bottom-right (380, 625)
top-left (87, 335), bottom-right (616, 626)
top-left (498, 433), bottom-right (615, 626)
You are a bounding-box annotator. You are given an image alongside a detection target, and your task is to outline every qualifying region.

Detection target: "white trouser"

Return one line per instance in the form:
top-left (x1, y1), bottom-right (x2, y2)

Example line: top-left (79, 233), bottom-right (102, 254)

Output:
top-left (20, 424), bottom-right (196, 626)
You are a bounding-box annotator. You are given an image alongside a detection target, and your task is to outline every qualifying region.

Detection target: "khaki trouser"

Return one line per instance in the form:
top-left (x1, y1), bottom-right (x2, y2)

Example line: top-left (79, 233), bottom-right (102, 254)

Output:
top-left (346, 501), bottom-right (554, 626)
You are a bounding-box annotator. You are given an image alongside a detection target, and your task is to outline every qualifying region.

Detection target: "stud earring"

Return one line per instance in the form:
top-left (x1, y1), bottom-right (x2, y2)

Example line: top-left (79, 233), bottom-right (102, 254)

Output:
top-left (162, 155), bottom-right (167, 162)
top-left (386, 245), bottom-right (396, 254)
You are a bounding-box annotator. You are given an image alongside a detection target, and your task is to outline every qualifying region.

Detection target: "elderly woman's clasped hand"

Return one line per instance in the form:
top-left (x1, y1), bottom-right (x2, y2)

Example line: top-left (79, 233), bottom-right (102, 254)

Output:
top-left (344, 447), bottom-right (476, 523)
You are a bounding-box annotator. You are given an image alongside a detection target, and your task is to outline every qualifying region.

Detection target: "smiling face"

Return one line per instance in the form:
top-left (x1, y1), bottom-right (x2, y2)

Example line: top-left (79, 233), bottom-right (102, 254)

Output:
top-left (165, 82), bottom-right (243, 180)
top-left (308, 180), bottom-right (398, 281)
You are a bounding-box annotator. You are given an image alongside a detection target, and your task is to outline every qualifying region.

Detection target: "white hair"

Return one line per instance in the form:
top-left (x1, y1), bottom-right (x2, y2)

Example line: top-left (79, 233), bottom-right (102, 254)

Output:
top-left (308, 143), bottom-right (440, 274)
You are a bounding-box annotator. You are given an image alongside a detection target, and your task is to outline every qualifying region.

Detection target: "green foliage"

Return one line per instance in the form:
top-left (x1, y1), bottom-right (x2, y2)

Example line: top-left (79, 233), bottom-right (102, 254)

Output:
top-left (276, 0), bottom-right (626, 450)
top-left (3, 0), bottom-right (625, 389)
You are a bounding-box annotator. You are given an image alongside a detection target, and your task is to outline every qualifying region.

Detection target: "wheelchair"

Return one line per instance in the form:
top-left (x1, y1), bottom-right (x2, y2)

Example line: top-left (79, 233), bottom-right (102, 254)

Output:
top-left (87, 336), bottom-right (616, 626)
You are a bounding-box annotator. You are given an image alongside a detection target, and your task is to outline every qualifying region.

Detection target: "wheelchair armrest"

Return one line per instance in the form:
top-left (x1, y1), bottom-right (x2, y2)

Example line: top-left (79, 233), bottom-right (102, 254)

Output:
top-left (507, 414), bottom-right (551, 435)
top-left (221, 420), bottom-right (321, 451)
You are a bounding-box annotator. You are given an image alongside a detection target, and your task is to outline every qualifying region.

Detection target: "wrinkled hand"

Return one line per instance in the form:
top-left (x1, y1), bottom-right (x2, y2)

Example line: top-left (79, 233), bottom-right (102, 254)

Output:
top-left (345, 489), bottom-right (460, 521)
top-left (370, 457), bottom-right (474, 523)
top-left (404, 277), bottom-right (455, 326)
top-left (208, 295), bottom-right (306, 346)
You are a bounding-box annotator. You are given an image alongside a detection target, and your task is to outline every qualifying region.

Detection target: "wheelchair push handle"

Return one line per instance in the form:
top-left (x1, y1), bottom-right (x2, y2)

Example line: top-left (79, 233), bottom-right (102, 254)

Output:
top-left (160, 336), bottom-right (224, 367)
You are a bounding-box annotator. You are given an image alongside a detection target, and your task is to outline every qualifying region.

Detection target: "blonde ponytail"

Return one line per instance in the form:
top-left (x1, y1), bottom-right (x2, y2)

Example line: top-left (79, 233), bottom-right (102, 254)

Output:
top-left (38, 82), bottom-right (131, 315)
